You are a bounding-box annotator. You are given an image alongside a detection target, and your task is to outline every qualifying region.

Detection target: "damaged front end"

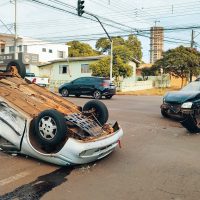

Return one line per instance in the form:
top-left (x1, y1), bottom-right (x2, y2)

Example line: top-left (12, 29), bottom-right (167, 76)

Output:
top-left (180, 101), bottom-right (200, 133)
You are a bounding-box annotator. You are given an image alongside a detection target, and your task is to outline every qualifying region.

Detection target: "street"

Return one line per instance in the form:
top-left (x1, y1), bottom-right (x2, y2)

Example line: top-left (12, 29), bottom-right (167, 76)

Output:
top-left (1, 95), bottom-right (200, 200)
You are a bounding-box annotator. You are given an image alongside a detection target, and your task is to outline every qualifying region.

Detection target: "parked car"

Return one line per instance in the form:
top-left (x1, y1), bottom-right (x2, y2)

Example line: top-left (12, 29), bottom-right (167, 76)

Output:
top-left (160, 80), bottom-right (200, 119)
top-left (58, 77), bottom-right (116, 99)
top-left (0, 62), bottom-right (123, 166)
top-left (25, 73), bottom-right (49, 87)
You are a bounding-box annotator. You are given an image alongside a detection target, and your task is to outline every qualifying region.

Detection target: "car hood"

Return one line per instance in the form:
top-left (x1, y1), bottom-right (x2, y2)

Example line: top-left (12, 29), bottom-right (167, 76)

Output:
top-left (164, 91), bottom-right (200, 104)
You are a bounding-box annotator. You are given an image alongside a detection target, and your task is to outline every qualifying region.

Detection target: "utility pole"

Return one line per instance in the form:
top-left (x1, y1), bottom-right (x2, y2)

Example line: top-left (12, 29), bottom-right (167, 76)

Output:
top-left (191, 29), bottom-right (195, 48)
top-left (189, 30), bottom-right (195, 82)
top-left (110, 40), bottom-right (113, 81)
top-left (14, 0), bottom-right (18, 60)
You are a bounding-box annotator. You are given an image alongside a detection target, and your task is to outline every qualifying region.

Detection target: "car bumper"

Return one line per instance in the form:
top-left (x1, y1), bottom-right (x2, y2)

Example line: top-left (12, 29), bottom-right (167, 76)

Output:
top-left (160, 103), bottom-right (181, 114)
top-left (22, 127), bottom-right (123, 166)
top-left (102, 89), bottom-right (116, 96)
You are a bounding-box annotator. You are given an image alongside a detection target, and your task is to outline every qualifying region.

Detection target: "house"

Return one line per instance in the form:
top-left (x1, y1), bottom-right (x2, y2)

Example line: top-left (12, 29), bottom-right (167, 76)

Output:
top-left (136, 63), bottom-right (153, 76)
top-left (38, 55), bottom-right (106, 88)
top-left (0, 33), bottom-right (69, 75)
top-left (38, 55), bottom-right (140, 89)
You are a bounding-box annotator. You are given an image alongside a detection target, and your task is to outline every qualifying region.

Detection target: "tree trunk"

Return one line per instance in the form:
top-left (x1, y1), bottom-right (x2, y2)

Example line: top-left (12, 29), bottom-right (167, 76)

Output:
top-left (189, 69), bottom-right (192, 82)
top-left (181, 77), bottom-right (184, 88)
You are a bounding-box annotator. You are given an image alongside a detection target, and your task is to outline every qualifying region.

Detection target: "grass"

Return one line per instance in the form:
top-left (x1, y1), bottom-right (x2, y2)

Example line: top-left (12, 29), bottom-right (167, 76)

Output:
top-left (117, 87), bottom-right (180, 96)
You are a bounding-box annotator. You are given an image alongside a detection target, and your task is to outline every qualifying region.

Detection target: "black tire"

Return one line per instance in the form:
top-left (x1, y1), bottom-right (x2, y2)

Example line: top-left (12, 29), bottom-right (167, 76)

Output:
top-left (6, 60), bottom-right (26, 78)
top-left (34, 109), bottom-right (67, 147)
top-left (83, 100), bottom-right (109, 125)
top-left (180, 114), bottom-right (200, 133)
top-left (61, 88), bottom-right (69, 97)
top-left (93, 90), bottom-right (102, 99)
top-left (105, 95), bottom-right (113, 99)
top-left (161, 108), bottom-right (169, 118)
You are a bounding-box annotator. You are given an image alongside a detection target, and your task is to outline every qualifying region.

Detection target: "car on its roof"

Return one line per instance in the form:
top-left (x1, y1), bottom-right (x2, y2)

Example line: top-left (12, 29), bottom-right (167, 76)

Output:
top-left (160, 80), bottom-right (200, 119)
top-left (58, 77), bottom-right (116, 99)
top-left (0, 60), bottom-right (123, 166)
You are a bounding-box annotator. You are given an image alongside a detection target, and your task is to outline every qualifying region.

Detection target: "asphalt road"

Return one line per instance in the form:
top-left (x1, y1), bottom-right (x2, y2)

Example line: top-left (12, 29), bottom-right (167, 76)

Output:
top-left (1, 95), bottom-right (200, 200)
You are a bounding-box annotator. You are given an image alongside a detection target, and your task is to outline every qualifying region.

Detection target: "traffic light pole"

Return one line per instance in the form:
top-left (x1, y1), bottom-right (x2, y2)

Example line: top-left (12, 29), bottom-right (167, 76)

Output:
top-left (77, 0), bottom-right (113, 80)
top-left (85, 13), bottom-right (113, 81)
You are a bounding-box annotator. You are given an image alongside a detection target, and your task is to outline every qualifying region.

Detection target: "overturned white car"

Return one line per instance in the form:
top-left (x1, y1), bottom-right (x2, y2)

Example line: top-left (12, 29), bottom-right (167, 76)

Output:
top-left (0, 61), bottom-right (123, 166)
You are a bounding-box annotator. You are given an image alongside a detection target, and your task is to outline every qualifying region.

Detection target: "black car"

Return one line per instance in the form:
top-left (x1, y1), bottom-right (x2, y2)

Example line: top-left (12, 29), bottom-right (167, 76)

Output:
top-left (58, 77), bottom-right (116, 99)
top-left (160, 80), bottom-right (200, 119)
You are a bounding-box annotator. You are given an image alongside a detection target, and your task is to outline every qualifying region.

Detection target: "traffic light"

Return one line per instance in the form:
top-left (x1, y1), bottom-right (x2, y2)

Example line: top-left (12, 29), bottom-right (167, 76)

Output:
top-left (77, 0), bottom-right (85, 16)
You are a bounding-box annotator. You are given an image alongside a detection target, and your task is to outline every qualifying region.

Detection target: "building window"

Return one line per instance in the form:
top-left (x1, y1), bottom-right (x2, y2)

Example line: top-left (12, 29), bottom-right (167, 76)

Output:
top-left (23, 45), bottom-right (27, 53)
top-left (18, 45), bottom-right (22, 52)
top-left (49, 49), bottom-right (53, 53)
top-left (59, 65), bottom-right (68, 74)
top-left (9, 46), bottom-right (15, 53)
top-left (58, 51), bottom-right (64, 58)
top-left (42, 48), bottom-right (46, 52)
top-left (81, 64), bottom-right (91, 73)
top-left (0, 44), bottom-right (5, 53)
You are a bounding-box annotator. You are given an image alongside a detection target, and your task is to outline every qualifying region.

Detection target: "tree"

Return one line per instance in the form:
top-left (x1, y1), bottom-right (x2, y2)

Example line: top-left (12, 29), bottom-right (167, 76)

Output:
top-left (125, 35), bottom-right (142, 61)
top-left (92, 35), bottom-right (141, 79)
top-left (90, 55), bottom-right (132, 79)
top-left (90, 56), bottom-right (110, 77)
top-left (95, 36), bottom-right (125, 53)
top-left (95, 35), bottom-right (142, 61)
top-left (153, 46), bottom-right (200, 87)
top-left (141, 67), bottom-right (156, 80)
top-left (67, 41), bottom-right (100, 57)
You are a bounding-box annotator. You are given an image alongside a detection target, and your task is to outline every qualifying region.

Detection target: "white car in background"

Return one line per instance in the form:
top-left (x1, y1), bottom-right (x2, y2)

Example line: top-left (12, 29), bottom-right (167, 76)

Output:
top-left (25, 72), bottom-right (49, 87)
top-left (0, 60), bottom-right (123, 166)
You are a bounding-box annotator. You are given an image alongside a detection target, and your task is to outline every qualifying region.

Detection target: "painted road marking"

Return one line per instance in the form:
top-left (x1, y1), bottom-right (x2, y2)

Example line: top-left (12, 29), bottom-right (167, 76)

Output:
top-left (0, 171), bottom-right (30, 186)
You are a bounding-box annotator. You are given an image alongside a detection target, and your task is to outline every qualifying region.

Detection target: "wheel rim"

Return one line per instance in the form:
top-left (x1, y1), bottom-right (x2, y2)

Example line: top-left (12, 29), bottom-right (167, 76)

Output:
top-left (94, 91), bottom-right (101, 99)
top-left (62, 89), bottom-right (68, 96)
top-left (39, 116), bottom-right (57, 140)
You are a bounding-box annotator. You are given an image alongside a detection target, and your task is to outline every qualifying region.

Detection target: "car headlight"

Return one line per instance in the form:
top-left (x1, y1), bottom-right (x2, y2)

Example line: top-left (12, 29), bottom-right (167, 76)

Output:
top-left (181, 102), bottom-right (193, 109)
top-left (163, 98), bottom-right (165, 103)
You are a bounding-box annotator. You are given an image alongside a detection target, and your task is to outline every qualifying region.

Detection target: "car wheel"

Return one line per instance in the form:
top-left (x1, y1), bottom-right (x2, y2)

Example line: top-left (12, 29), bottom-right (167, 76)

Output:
top-left (83, 100), bottom-right (108, 125)
top-left (105, 95), bottom-right (113, 99)
top-left (161, 108), bottom-right (169, 118)
top-left (6, 60), bottom-right (26, 78)
top-left (93, 90), bottom-right (102, 99)
top-left (75, 94), bottom-right (80, 98)
top-left (61, 88), bottom-right (69, 97)
top-left (35, 109), bottom-right (68, 146)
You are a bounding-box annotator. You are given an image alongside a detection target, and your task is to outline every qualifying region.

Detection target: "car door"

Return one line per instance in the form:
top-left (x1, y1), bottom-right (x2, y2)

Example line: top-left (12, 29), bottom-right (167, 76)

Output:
top-left (79, 77), bottom-right (96, 95)
top-left (70, 78), bottom-right (84, 95)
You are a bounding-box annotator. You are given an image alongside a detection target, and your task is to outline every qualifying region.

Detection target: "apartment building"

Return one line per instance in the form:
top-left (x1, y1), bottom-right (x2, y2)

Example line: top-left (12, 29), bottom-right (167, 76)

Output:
top-left (150, 26), bottom-right (164, 64)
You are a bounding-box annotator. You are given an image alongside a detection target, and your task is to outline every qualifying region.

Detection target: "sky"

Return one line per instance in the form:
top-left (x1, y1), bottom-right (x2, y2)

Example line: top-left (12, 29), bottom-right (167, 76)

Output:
top-left (0, 0), bottom-right (200, 63)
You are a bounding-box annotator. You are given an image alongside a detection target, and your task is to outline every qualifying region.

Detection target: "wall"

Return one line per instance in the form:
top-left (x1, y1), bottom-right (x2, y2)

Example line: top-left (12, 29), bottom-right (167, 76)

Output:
top-left (27, 43), bottom-right (68, 62)
top-left (119, 80), bottom-right (153, 92)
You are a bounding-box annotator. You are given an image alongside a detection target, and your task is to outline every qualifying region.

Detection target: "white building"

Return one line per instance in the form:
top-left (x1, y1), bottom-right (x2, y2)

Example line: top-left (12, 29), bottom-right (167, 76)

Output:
top-left (0, 33), bottom-right (69, 75)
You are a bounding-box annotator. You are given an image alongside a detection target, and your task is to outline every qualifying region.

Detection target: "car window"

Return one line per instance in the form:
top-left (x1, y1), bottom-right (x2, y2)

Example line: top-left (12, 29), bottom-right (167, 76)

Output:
top-left (73, 78), bottom-right (88, 84)
top-left (181, 82), bottom-right (200, 91)
top-left (25, 73), bottom-right (35, 77)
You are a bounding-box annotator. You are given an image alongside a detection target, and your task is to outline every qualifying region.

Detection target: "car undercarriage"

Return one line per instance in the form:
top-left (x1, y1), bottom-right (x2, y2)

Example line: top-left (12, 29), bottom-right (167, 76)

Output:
top-left (0, 61), bottom-right (123, 165)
